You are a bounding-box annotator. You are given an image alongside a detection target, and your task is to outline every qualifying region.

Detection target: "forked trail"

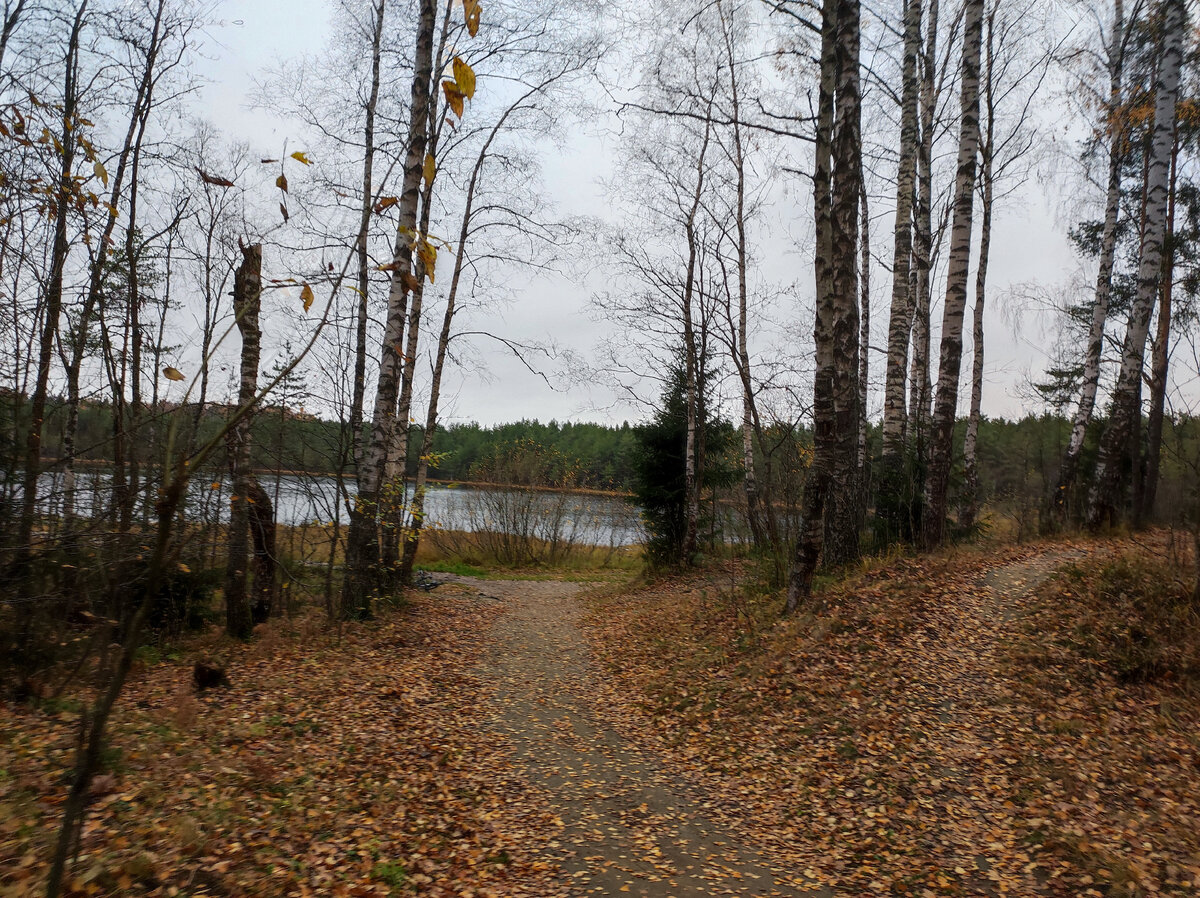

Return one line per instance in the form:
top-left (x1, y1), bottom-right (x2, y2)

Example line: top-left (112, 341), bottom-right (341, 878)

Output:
top-left (450, 548), bottom-right (1085, 896)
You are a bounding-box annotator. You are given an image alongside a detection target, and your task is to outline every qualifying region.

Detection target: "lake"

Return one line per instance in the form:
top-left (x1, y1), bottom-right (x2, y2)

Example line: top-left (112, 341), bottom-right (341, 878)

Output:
top-left (12, 469), bottom-right (646, 547)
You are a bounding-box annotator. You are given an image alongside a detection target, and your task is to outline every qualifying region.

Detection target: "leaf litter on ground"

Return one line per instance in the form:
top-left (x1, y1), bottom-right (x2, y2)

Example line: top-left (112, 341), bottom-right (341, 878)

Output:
top-left (581, 536), bottom-right (1200, 897)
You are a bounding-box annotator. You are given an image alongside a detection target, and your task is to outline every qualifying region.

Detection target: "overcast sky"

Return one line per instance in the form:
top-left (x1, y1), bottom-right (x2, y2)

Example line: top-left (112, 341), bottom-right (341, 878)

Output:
top-left (192, 0), bottom-right (1086, 428)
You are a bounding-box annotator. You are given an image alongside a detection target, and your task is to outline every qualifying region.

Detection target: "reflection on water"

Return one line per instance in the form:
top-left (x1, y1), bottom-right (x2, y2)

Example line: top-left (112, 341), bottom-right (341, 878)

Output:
top-left (11, 469), bottom-right (645, 547)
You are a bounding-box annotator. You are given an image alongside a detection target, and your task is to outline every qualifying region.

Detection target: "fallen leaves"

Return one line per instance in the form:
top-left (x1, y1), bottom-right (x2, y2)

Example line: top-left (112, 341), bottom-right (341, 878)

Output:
top-left (582, 538), bottom-right (1200, 896)
top-left (0, 593), bottom-right (551, 897)
top-left (7, 538), bottom-right (1196, 896)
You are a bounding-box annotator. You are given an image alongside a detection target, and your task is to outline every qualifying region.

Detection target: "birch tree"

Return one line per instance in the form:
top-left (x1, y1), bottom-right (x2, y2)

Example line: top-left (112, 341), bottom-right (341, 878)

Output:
top-left (960, 0), bottom-right (1050, 531)
top-left (716, 0), bottom-right (780, 552)
top-left (1087, 0), bottom-right (1186, 527)
top-left (878, 0), bottom-right (922, 532)
top-left (1050, 0), bottom-right (1133, 525)
top-left (923, 0), bottom-right (984, 550)
top-left (224, 244), bottom-right (265, 640)
top-left (787, 0), bottom-right (861, 609)
top-left (907, 0), bottom-right (941, 461)
top-left (342, 0), bottom-right (440, 617)
top-left (1139, 128), bottom-right (1181, 520)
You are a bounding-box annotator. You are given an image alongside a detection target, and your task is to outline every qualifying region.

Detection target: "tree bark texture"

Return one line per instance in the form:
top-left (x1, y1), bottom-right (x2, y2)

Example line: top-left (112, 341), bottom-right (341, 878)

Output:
top-left (342, 0), bottom-right (437, 617)
top-left (384, 4), bottom-right (455, 573)
top-left (787, 0), bottom-right (860, 611)
top-left (1087, 0), bottom-right (1185, 528)
top-left (350, 0), bottom-right (385, 475)
top-left (923, 0), bottom-right (984, 550)
top-left (907, 0), bottom-right (939, 464)
top-left (961, 6), bottom-right (996, 534)
top-left (1137, 133), bottom-right (1177, 523)
top-left (880, 0), bottom-right (922, 466)
top-left (1052, 0), bottom-right (1125, 526)
top-left (224, 244), bottom-right (264, 640)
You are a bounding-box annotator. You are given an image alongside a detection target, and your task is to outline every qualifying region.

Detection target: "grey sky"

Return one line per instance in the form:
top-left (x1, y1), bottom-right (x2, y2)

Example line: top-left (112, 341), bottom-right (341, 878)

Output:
top-left (196, 1), bottom-right (1086, 428)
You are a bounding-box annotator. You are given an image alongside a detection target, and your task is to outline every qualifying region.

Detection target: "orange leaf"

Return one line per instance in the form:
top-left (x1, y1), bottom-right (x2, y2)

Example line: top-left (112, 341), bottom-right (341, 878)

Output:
top-left (441, 80), bottom-right (465, 118)
top-left (373, 196), bottom-right (399, 214)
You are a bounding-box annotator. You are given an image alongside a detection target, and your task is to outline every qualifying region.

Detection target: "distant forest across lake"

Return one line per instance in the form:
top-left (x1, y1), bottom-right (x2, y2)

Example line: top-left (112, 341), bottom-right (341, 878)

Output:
top-left (4, 398), bottom-right (640, 491)
top-left (10, 397), bottom-right (1200, 530)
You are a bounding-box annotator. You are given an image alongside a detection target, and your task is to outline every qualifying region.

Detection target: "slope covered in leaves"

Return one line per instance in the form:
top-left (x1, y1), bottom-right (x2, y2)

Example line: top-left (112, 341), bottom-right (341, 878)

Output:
top-left (583, 540), bottom-right (1200, 896)
top-left (0, 590), bottom-right (560, 898)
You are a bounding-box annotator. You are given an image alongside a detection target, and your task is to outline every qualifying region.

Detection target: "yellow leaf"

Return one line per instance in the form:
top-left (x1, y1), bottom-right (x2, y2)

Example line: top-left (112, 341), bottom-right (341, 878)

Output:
top-left (423, 153), bottom-right (436, 187)
top-left (300, 283), bottom-right (315, 312)
top-left (276, 173), bottom-right (288, 192)
top-left (290, 150), bottom-right (312, 165)
top-left (416, 239), bottom-right (437, 283)
top-left (177, 563), bottom-right (191, 574)
top-left (464, 0), bottom-right (481, 36)
top-left (441, 80), bottom-right (465, 118)
top-left (94, 160), bottom-right (108, 187)
top-left (453, 57), bottom-right (476, 99)
top-left (210, 482), bottom-right (221, 490)
top-left (163, 366), bottom-right (185, 382)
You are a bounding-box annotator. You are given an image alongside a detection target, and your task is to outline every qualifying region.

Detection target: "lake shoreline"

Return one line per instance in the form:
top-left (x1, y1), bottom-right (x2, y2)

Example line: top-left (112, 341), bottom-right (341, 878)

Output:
top-left (31, 458), bottom-right (634, 499)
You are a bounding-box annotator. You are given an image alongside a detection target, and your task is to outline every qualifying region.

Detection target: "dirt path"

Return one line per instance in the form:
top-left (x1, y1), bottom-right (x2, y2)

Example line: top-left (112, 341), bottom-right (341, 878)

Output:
top-left (446, 575), bottom-right (825, 898)
top-left (442, 548), bottom-right (1090, 896)
top-left (883, 547), bottom-right (1089, 895)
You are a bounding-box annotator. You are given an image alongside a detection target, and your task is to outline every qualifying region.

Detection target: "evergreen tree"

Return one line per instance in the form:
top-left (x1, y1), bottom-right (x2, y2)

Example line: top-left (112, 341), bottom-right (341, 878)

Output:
top-left (631, 360), bottom-right (734, 567)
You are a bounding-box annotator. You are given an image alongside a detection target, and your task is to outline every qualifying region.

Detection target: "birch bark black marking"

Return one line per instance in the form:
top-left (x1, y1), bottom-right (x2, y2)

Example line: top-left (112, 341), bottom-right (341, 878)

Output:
top-left (1087, 0), bottom-right (1185, 528)
top-left (1139, 131), bottom-right (1179, 523)
top-left (924, 0), bottom-right (984, 550)
top-left (787, 0), bottom-right (861, 610)
top-left (224, 244), bottom-right (263, 640)
top-left (1052, 0), bottom-right (1126, 526)
top-left (962, 2), bottom-right (998, 534)
top-left (880, 0), bottom-right (921, 478)
top-left (907, 0), bottom-right (939, 471)
top-left (342, 0), bottom-right (438, 617)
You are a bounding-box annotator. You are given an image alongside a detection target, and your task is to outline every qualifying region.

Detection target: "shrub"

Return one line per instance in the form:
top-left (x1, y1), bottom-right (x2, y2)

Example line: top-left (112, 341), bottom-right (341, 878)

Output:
top-left (1059, 554), bottom-right (1200, 683)
top-left (438, 440), bottom-right (601, 566)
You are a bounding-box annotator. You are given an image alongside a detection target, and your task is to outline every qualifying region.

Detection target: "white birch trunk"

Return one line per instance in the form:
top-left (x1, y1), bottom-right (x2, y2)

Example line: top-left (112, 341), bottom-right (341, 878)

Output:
top-left (342, 0), bottom-right (437, 616)
top-left (681, 106), bottom-right (714, 564)
top-left (1052, 0), bottom-right (1125, 524)
top-left (787, 0), bottom-right (861, 609)
top-left (1087, 0), bottom-right (1185, 527)
top-left (923, 0), bottom-right (984, 549)
top-left (881, 0), bottom-right (922, 461)
top-left (907, 0), bottom-right (939, 457)
top-left (961, 4), bottom-right (997, 532)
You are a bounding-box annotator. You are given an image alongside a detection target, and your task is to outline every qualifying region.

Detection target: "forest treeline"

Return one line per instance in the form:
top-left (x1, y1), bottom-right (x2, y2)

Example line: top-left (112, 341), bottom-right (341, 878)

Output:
top-left (21, 393), bottom-right (1194, 517)
top-left (8, 398), bottom-right (639, 489)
